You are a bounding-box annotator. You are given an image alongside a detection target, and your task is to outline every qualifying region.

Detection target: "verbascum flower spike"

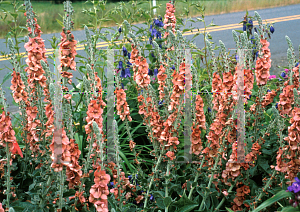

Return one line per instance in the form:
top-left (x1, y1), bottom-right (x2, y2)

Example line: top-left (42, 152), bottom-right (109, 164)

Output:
top-left (254, 11), bottom-right (262, 26)
top-left (63, 0), bottom-right (74, 31)
top-left (232, 30), bottom-right (240, 47)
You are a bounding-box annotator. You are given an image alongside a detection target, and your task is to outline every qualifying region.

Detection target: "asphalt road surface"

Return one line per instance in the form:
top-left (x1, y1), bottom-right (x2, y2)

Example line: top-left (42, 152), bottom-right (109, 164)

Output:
top-left (0, 4), bottom-right (299, 116)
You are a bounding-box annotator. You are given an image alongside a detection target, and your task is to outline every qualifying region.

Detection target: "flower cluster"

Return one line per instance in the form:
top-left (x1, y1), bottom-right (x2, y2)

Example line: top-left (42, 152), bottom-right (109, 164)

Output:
top-left (157, 64), bottom-right (167, 100)
top-left (89, 166), bottom-right (110, 212)
top-left (0, 111), bottom-right (23, 158)
top-left (261, 89), bottom-right (278, 108)
top-left (149, 17), bottom-right (163, 45)
top-left (255, 39), bottom-right (271, 86)
top-left (10, 71), bottom-right (28, 103)
top-left (232, 184), bottom-right (251, 211)
top-left (190, 94), bottom-right (206, 155)
top-left (163, 2), bottom-right (176, 38)
top-left (130, 44), bottom-right (151, 88)
top-left (49, 127), bottom-right (71, 172)
top-left (115, 87), bottom-right (132, 122)
top-left (59, 28), bottom-right (77, 73)
top-left (282, 107), bottom-right (300, 181)
top-left (66, 138), bottom-right (82, 189)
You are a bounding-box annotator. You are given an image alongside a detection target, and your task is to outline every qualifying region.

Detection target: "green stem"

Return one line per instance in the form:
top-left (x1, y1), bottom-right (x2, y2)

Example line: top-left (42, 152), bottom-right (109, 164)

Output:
top-left (188, 156), bottom-right (206, 200)
top-left (254, 170), bottom-right (276, 206)
top-left (199, 154), bottom-right (221, 211)
top-left (144, 147), bottom-right (165, 209)
top-left (59, 169), bottom-right (65, 210)
top-left (5, 144), bottom-right (11, 209)
top-left (165, 160), bottom-right (171, 212)
top-left (214, 178), bottom-right (238, 211)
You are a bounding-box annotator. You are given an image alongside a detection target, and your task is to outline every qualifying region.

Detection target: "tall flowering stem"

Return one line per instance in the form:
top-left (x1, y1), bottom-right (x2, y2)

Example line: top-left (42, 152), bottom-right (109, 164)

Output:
top-left (0, 86), bottom-right (23, 209)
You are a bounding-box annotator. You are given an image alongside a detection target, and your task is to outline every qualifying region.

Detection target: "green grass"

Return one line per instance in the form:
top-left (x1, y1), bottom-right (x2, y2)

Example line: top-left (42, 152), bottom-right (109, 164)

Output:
top-left (0, 0), bottom-right (300, 39)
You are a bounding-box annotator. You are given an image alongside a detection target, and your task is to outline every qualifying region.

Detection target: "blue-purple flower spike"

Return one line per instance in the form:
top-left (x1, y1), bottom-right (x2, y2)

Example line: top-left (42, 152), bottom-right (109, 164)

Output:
top-left (154, 68), bottom-right (158, 76)
top-left (124, 68), bottom-right (131, 78)
top-left (122, 46), bottom-right (128, 57)
top-left (128, 52), bottom-right (131, 60)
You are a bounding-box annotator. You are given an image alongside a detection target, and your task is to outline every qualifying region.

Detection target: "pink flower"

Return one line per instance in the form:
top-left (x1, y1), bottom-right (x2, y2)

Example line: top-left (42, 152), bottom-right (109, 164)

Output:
top-left (269, 75), bottom-right (276, 79)
top-left (285, 69), bottom-right (289, 73)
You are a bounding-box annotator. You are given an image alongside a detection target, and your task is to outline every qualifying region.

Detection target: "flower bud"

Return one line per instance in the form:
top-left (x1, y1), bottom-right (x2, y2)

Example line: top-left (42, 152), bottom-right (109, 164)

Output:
top-left (270, 26), bottom-right (275, 34)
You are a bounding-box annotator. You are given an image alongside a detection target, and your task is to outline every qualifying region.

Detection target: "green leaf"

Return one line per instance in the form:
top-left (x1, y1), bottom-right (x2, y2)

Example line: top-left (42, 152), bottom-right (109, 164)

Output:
top-left (145, 44), bottom-right (153, 49)
top-left (176, 204), bottom-right (198, 212)
top-left (10, 13), bottom-right (18, 19)
top-left (0, 1), bottom-right (11, 4)
top-left (56, 19), bottom-right (64, 27)
top-left (226, 207), bottom-right (235, 212)
top-left (252, 190), bottom-right (293, 212)
top-left (163, 197), bottom-right (172, 208)
top-left (2, 71), bottom-right (12, 85)
top-left (281, 206), bottom-right (300, 212)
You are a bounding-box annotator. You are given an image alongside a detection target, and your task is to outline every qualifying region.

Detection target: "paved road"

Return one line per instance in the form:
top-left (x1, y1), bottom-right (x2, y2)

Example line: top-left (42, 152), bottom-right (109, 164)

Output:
top-left (0, 4), bottom-right (299, 116)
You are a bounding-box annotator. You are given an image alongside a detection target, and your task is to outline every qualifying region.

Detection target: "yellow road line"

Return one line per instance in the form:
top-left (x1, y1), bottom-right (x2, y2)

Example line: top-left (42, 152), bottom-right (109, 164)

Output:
top-left (1, 14), bottom-right (300, 62)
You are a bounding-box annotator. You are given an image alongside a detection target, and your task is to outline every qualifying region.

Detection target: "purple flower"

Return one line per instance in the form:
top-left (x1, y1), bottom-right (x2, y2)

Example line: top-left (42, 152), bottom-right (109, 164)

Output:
top-left (154, 68), bottom-right (158, 76)
top-left (235, 54), bottom-right (239, 62)
top-left (128, 53), bottom-right (131, 60)
top-left (151, 28), bottom-right (157, 37)
top-left (248, 19), bottom-right (253, 26)
top-left (108, 182), bottom-right (114, 189)
top-left (243, 24), bottom-right (247, 31)
top-left (120, 68), bottom-right (126, 78)
top-left (154, 19), bottom-right (160, 26)
top-left (151, 52), bottom-right (155, 58)
top-left (118, 27), bottom-right (122, 33)
top-left (156, 31), bottom-right (162, 39)
top-left (148, 68), bottom-right (153, 76)
top-left (249, 95), bottom-right (251, 99)
top-left (288, 177), bottom-right (300, 193)
top-left (124, 68), bottom-right (131, 78)
top-left (126, 60), bottom-right (132, 67)
top-left (118, 61), bottom-right (123, 70)
top-left (149, 36), bottom-right (153, 44)
top-left (270, 26), bottom-right (274, 34)
top-left (276, 103), bottom-right (278, 109)
top-left (250, 36), bottom-right (255, 44)
top-left (208, 107), bottom-right (211, 112)
top-left (254, 27), bottom-right (258, 33)
top-left (150, 194), bottom-right (154, 201)
top-left (281, 72), bottom-right (287, 78)
top-left (159, 100), bottom-right (164, 105)
top-left (171, 65), bottom-right (175, 70)
top-left (122, 46), bottom-right (128, 57)
top-left (296, 62), bottom-right (299, 67)
top-left (285, 69), bottom-right (289, 73)
top-left (121, 83), bottom-right (124, 89)
top-left (267, 89), bottom-right (271, 92)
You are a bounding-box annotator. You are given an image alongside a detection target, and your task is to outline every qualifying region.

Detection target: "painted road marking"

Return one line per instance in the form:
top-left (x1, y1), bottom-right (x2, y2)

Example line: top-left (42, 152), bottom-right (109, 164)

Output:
top-left (1, 14), bottom-right (300, 61)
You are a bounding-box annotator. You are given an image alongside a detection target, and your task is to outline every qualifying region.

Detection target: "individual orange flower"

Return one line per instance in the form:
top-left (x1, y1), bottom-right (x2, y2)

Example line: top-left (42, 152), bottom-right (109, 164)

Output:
top-left (166, 151), bottom-right (175, 160)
